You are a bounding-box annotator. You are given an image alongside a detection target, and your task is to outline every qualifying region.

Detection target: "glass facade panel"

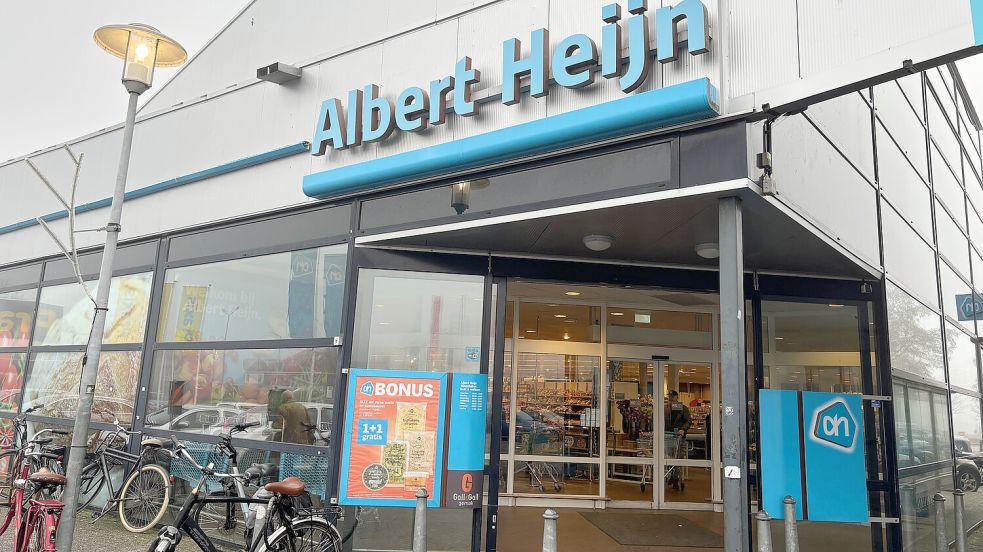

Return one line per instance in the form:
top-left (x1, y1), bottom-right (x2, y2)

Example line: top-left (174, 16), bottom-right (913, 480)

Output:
top-left (952, 393), bottom-right (982, 455)
top-left (932, 148), bottom-right (967, 229)
top-left (928, 95), bottom-right (962, 174)
top-left (34, 273), bottom-right (152, 346)
top-left (968, 204), bottom-right (983, 250)
top-left (0, 288), bottom-right (37, 347)
top-left (936, 204), bottom-right (971, 277)
top-left (517, 303), bottom-right (601, 344)
top-left (22, 351), bottom-right (141, 421)
top-left (351, 270), bottom-right (484, 372)
top-left (606, 308), bottom-right (712, 349)
top-left (42, 242), bottom-right (157, 282)
top-left (946, 322), bottom-right (980, 392)
top-left (511, 461), bottom-right (600, 496)
top-left (887, 283), bottom-right (945, 382)
top-left (877, 122), bottom-right (933, 239)
top-left (899, 466), bottom-right (955, 552)
top-left (895, 382), bottom-right (952, 467)
top-left (939, 262), bottom-right (974, 333)
top-left (157, 245), bottom-right (347, 342)
top-left (883, 207), bottom-right (940, 308)
top-left (146, 347), bottom-right (337, 445)
top-left (875, 82), bottom-right (929, 180)
top-left (0, 263), bottom-right (42, 293)
top-left (0, 352), bottom-right (25, 412)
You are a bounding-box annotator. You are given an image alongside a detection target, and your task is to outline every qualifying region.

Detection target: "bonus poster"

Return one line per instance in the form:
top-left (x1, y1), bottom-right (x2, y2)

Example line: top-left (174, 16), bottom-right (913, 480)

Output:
top-left (339, 369), bottom-right (447, 507)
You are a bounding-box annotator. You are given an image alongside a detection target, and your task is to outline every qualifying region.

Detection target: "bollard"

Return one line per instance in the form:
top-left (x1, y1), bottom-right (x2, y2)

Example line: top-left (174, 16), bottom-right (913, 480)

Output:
top-left (933, 493), bottom-right (947, 552)
top-left (954, 489), bottom-right (967, 552)
top-left (783, 496), bottom-right (799, 552)
top-left (756, 511), bottom-right (773, 552)
top-left (542, 508), bottom-right (559, 552)
top-left (901, 484), bottom-right (917, 550)
top-left (413, 488), bottom-right (428, 552)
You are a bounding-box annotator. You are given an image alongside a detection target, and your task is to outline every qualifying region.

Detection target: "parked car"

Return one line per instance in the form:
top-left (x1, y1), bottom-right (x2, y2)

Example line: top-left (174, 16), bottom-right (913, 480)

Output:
top-left (957, 458), bottom-right (980, 492)
top-left (955, 435), bottom-right (983, 471)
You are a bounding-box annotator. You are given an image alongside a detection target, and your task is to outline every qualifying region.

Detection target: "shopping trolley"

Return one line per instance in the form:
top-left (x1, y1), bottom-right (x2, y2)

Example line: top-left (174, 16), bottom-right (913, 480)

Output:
top-left (664, 431), bottom-right (687, 491)
top-left (515, 424), bottom-right (565, 492)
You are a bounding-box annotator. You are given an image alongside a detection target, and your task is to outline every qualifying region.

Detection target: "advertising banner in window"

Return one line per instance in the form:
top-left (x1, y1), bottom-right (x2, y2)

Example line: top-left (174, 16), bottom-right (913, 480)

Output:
top-left (340, 370), bottom-right (448, 508)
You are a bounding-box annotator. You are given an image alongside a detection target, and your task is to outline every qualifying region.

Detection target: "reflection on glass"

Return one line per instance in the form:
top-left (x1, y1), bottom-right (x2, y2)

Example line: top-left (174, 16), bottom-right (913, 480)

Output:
top-left (22, 351), bottom-right (140, 420)
top-left (606, 308), bottom-right (713, 349)
top-left (157, 245), bottom-right (347, 342)
top-left (34, 274), bottom-right (152, 346)
top-left (952, 393), bottom-right (982, 457)
top-left (946, 323), bottom-right (980, 392)
top-left (886, 284), bottom-right (945, 383)
top-left (0, 288), bottom-right (38, 347)
top-left (607, 360), bottom-right (655, 460)
top-left (894, 382), bottom-right (952, 467)
top-left (145, 348), bottom-right (337, 445)
top-left (518, 303), bottom-right (600, 344)
top-left (0, 353), bottom-right (25, 412)
top-left (662, 364), bottom-right (712, 461)
top-left (351, 270), bottom-right (484, 373)
top-left (512, 461), bottom-right (600, 496)
top-left (514, 353), bottom-right (599, 458)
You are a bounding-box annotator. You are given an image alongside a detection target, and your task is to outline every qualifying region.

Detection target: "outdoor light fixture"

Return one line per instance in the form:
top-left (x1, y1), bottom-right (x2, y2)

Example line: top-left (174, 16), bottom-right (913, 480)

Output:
top-left (94, 23), bottom-right (187, 93)
top-left (565, 291), bottom-right (581, 296)
top-left (695, 242), bottom-right (720, 259)
top-left (583, 234), bottom-right (613, 252)
top-left (450, 178), bottom-right (490, 214)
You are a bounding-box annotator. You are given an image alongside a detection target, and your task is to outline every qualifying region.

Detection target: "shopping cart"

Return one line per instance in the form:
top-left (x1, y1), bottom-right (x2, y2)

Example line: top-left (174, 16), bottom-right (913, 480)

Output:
top-left (515, 424), bottom-right (565, 492)
top-left (664, 431), bottom-right (687, 491)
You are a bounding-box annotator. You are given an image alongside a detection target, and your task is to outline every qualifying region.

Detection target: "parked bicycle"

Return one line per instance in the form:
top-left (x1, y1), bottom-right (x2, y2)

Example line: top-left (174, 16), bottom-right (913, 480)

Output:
top-left (0, 405), bottom-right (70, 505)
top-left (0, 428), bottom-right (68, 551)
top-left (147, 437), bottom-right (343, 552)
top-left (77, 410), bottom-right (173, 532)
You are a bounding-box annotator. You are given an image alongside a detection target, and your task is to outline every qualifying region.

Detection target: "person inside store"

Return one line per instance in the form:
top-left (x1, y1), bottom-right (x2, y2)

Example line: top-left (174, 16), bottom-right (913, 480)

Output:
top-left (273, 390), bottom-right (314, 445)
top-left (665, 390), bottom-right (692, 436)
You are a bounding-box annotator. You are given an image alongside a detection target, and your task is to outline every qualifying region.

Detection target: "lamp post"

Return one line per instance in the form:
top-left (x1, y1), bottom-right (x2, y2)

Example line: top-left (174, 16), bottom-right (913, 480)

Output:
top-left (56, 24), bottom-right (186, 552)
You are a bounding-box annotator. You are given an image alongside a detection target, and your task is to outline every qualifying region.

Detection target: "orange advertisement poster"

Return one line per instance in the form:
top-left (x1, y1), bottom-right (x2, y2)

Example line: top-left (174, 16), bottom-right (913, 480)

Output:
top-left (340, 370), bottom-right (447, 507)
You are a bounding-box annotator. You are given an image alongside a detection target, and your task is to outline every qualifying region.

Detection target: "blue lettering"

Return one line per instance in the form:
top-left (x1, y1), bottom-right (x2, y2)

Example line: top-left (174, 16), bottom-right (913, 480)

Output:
top-left (361, 84), bottom-right (395, 143)
top-left (619, 0), bottom-right (650, 93)
top-left (454, 57), bottom-right (481, 117)
top-left (395, 86), bottom-right (430, 132)
top-left (553, 34), bottom-right (598, 89)
top-left (600, 3), bottom-right (623, 79)
top-left (502, 28), bottom-right (549, 105)
top-left (428, 75), bottom-right (455, 126)
top-left (312, 98), bottom-right (346, 155)
top-left (656, 0), bottom-right (710, 63)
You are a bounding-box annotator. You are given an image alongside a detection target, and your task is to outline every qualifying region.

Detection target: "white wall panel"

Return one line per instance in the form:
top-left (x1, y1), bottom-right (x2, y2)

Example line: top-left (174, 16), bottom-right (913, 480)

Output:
top-left (727, 0), bottom-right (799, 98)
top-left (804, 92), bottom-right (875, 183)
top-left (386, 0), bottom-right (438, 37)
top-left (377, 21), bottom-right (459, 156)
top-left (437, 0), bottom-right (500, 20)
top-left (797, 0), bottom-right (968, 79)
top-left (453, 0), bottom-right (550, 139)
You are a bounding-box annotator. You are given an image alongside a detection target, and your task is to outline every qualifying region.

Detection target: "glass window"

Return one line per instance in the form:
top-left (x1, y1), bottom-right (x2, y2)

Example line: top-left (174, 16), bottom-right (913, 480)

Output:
top-left (42, 242), bottom-right (157, 282)
top-left (167, 205), bottom-right (351, 264)
top-left (939, 262), bottom-right (974, 334)
top-left (513, 353), bottom-right (599, 459)
top-left (0, 352), bottom-right (25, 412)
top-left (882, 206), bottom-right (939, 308)
top-left (22, 351), bottom-right (141, 421)
top-left (351, 270), bottom-right (484, 372)
top-left (952, 393), bottom-right (982, 454)
top-left (33, 273), bottom-right (152, 346)
top-left (145, 347), bottom-right (338, 446)
top-left (887, 283), bottom-right (945, 383)
top-left (968, 203), bottom-right (983, 250)
top-left (933, 147), bottom-right (967, 229)
top-left (895, 75), bottom-right (924, 122)
top-left (936, 204), bottom-right (971, 277)
top-left (875, 82), bottom-right (929, 180)
top-left (157, 245), bottom-right (347, 342)
top-left (929, 94), bottom-right (962, 174)
top-left (0, 288), bottom-right (37, 347)
top-left (946, 322), bottom-right (980, 392)
top-left (606, 308), bottom-right (712, 349)
top-left (895, 382), bottom-right (951, 466)
top-left (359, 142), bottom-right (673, 231)
top-left (516, 303), bottom-right (600, 344)
top-left (899, 466), bottom-right (955, 549)
top-left (877, 122), bottom-right (933, 239)
top-left (0, 264), bottom-right (41, 293)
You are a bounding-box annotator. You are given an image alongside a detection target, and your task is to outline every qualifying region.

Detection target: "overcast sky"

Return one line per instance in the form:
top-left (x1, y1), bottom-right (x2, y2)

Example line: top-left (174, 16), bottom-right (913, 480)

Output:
top-left (1, 2), bottom-right (982, 163)
top-left (0, 1), bottom-right (249, 162)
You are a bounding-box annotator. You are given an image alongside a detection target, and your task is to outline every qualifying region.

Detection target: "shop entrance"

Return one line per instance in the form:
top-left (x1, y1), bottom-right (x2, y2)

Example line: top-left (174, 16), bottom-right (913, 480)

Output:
top-left (500, 280), bottom-right (722, 510)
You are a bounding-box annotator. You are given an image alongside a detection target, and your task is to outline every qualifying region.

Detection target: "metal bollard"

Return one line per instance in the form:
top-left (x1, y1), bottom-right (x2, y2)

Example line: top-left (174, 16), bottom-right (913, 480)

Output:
top-left (933, 493), bottom-right (947, 552)
top-left (413, 488), bottom-right (428, 552)
top-left (783, 496), bottom-right (799, 552)
top-left (542, 508), bottom-right (559, 552)
top-left (756, 511), bottom-right (773, 552)
top-left (901, 484), bottom-right (917, 550)
top-left (954, 489), bottom-right (967, 552)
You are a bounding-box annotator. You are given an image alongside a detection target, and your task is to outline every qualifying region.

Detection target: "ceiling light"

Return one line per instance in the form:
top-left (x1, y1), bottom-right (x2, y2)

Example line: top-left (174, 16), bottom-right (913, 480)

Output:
top-left (828, 304), bottom-right (845, 308)
top-left (610, 312), bottom-right (624, 316)
top-left (635, 313), bottom-right (651, 324)
top-left (563, 333), bottom-right (571, 340)
top-left (379, 322), bottom-right (391, 325)
top-left (565, 291), bottom-right (581, 296)
top-left (554, 314), bottom-right (567, 318)
top-left (695, 242), bottom-right (720, 259)
top-left (775, 337), bottom-right (784, 340)
top-left (583, 234), bottom-right (614, 252)
top-left (526, 329), bottom-right (537, 333)
top-left (518, 336), bottom-right (525, 339)
top-left (375, 304), bottom-right (385, 308)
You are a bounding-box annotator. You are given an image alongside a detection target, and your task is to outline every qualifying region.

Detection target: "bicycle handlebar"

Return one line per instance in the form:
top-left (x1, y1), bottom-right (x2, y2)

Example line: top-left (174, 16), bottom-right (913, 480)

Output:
top-left (163, 439), bottom-right (244, 481)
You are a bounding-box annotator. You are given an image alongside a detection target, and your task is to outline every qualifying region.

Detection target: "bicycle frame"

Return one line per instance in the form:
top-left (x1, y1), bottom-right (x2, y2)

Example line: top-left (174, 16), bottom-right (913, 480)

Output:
top-left (1, 455), bottom-right (63, 551)
top-left (165, 474), bottom-right (275, 552)
top-left (85, 445), bottom-right (145, 519)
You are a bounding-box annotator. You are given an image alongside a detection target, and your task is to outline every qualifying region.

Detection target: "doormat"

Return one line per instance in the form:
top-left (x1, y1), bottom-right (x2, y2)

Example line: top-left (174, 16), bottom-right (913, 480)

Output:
top-left (579, 512), bottom-right (724, 548)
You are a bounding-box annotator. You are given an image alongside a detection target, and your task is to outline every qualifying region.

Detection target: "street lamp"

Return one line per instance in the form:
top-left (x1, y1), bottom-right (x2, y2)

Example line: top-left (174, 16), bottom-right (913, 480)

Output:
top-left (56, 24), bottom-right (186, 552)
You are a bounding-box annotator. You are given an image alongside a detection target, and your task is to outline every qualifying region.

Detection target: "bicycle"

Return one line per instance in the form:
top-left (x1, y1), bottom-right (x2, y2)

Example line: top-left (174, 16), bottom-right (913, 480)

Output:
top-left (77, 410), bottom-right (173, 532)
top-left (147, 438), bottom-right (343, 552)
top-left (0, 405), bottom-right (70, 505)
top-left (0, 430), bottom-right (68, 551)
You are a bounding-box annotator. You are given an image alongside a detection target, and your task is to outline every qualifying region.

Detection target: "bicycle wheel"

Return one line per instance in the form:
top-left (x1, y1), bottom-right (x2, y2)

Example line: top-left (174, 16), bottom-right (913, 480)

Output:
top-left (118, 464), bottom-right (170, 533)
top-left (254, 517), bottom-right (342, 552)
top-left (0, 450), bottom-right (18, 508)
top-left (193, 490), bottom-right (240, 538)
top-left (27, 516), bottom-right (45, 552)
top-left (78, 461), bottom-right (107, 511)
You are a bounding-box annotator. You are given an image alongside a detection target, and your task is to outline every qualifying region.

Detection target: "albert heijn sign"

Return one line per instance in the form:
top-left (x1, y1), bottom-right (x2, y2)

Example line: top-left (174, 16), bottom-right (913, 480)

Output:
top-left (311, 0), bottom-right (711, 154)
top-left (759, 390), bottom-right (868, 523)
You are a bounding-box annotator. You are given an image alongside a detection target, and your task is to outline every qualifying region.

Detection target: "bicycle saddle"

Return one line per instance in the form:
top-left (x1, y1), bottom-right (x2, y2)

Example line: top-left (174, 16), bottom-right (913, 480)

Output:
top-left (265, 476), bottom-right (305, 497)
top-left (29, 468), bottom-right (67, 487)
top-left (245, 462), bottom-right (279, 480)
top-left (142, 437), bottom-right (174, 449)
top-left (33, 437), bottom-right (53, 446)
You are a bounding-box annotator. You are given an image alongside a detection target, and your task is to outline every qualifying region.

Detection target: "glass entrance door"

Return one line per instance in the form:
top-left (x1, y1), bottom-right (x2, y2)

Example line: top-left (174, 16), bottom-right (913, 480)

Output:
top-left (605, 359), bottom-right (718, 509)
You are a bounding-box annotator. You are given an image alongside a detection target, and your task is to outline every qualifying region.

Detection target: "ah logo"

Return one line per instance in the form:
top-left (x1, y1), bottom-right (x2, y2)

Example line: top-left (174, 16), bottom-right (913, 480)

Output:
top-left (360, 381), bottom-right (375, 396)
top-left (809, 399), bottom-right (859, 452)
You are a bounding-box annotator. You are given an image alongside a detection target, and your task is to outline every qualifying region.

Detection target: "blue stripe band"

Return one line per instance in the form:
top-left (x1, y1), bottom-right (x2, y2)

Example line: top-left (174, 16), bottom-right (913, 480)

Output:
top-left (0, 141), bottom-right (311, 236)
top-left (303, 78), bottom-right (719, 199)
top-left (973, 0), bottom-right (983, 45)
